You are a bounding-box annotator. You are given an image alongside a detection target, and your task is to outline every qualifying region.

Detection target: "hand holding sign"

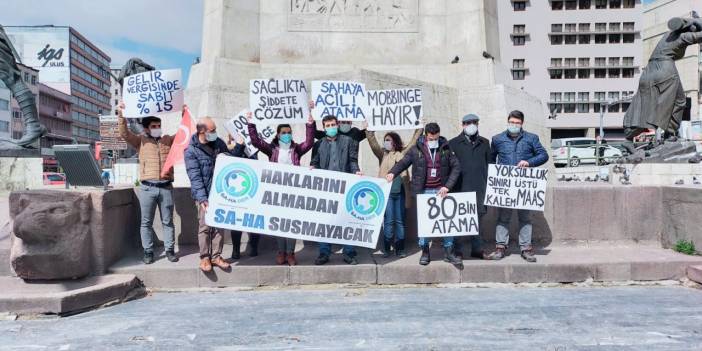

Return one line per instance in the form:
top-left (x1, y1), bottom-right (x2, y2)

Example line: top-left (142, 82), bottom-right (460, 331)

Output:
top-left (123, 69), bottom-right (184, 118)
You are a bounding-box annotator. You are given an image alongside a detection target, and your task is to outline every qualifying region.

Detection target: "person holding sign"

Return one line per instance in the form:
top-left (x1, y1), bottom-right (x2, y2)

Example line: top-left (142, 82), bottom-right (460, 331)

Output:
top-left (365, 123), bottom-right (422, 258)
top-left (487, 110), bottom-right (549, 263)
top-left (386, 123), bottom-right (463, 268)
top-left (117, 102), bottom-right (178, 265)
top-left (311, 115), bottom-right (362, 265)
top-left (448, 113), bottom-right (490, 260)
top-left (314, 121), bottom-right (366, 143)
top-left (185, 117), bottom-right (246, 272)
top-left (246, 107), bottom-right (316, 266)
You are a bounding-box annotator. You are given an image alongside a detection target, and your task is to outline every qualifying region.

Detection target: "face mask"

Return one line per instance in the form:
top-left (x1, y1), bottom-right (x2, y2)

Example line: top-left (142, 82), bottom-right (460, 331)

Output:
top-left (464, 124), bottom-right (478, 136)
top-left (427, 140), bottom-right (439, 149)
top-left (325, 127), bottom-right (338, 137)
top-left (279, 133), bottom-right (292, 144)
top-left (149, 128), bottom-right (162, 138)
top-left (205, 132), bottom-right (218, 142)
top-left (507, 124), bottom-right (522, 134)
top-left (384, 140), bottom-right (394, 151)
top-left (339, 124), bottom-right (352, 133)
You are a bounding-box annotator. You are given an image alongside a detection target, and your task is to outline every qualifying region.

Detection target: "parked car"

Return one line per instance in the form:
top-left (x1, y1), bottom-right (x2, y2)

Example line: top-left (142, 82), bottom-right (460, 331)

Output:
top-left (551, 138), bottom-right (622, 167)
top-left (43, 172), bottom-right (66, 185)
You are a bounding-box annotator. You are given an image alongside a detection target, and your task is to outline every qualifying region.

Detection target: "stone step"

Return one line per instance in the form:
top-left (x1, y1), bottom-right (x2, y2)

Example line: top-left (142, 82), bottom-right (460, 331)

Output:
top-left (688, 265), bottom-right (702, 284)
top-left (109, 244), bottom-right (702, 289)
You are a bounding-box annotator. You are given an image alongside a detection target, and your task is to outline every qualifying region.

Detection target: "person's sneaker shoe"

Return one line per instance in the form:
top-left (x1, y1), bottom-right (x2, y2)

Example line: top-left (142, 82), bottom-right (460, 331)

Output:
top-left (443, 247), bottom-right (464, 270)
top-left (487, 246), bottom-right (506, 260)
top-left (382, 239), bottom-right (392, 258)
top-left (143, 251), bottom-right (154, 265)
top-left (521, 248), bottom-right (537, 263)
top-left (275, 251), bottom-right (286, 265)
top-left (315, 254), bottom-right (330, 265)
top-left (230, 247), bottom-right (241, 261)
top-left (286, 253), bottom-right (297, 266)
top-left (343, 254), bottom-right (358, 265)
top-left (199, 257), bottom-right (212, 272)
top-left (396, 240), bottom-right (407, 258)
top-left (211, 256), bottom-right (231, 270)
top-left (419, 246), bottom-right (430, 266)
top-left (166, 250), bottom-right (179, 262)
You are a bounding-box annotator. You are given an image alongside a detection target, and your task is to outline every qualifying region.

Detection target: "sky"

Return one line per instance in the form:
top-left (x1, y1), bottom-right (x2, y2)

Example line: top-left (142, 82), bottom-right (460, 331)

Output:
top-left (0, 0), bottom-right (203, 83)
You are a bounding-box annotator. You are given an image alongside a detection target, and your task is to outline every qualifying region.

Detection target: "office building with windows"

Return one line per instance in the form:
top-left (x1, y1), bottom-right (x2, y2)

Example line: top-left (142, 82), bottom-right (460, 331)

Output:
top-left (497, 0), bottom-right (643, 140)
top-left (5, 25), bottom-right (111, 145)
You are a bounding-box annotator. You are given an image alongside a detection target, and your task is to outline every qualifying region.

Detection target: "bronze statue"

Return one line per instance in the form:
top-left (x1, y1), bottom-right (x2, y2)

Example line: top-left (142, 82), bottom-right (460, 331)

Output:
top-left (117, 58), bottom-right (155, 86)
top-left (0, 25), bottom-right (46, 148)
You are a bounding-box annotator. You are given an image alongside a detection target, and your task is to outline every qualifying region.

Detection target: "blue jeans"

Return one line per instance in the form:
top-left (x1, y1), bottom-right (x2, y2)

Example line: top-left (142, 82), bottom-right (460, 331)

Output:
top-left (319, 243), bottom-right (356, 257)
top-left (138, 184), bottom-right (175, 252)
top-left (383, 190), bottom-right (406, 242)
top-left (417, 188), bottom-right (454, 248)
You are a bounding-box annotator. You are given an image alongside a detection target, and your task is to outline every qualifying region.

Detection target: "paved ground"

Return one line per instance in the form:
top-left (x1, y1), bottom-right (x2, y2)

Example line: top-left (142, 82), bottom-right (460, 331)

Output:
top-left (1, 285), bottom-right (702, 350)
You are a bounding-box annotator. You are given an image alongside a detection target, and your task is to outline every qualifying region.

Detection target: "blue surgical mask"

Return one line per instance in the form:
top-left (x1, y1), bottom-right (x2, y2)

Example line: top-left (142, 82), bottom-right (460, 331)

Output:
top-left (325, 127), bottom-right (338, 137)
top-left (279, 133), bottom-right (292, 144)
top-left (205, 132), bottom-right (218, 142)
top-left (507, 124), bottom-right (522, 134)
top-left (339, 124), bottom-right (352, 133)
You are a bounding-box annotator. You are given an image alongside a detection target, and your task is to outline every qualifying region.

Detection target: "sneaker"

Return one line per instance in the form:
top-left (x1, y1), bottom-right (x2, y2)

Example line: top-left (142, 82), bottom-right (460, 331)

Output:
top-left (382, 240), bottom-right (392, 258)
top-left (419, 246), bottom-right (430, 266)
top-left (395, 240), bottom-right (407, 258)
top-left (286, 253), bottom-right (297, 266)
top-left (143, 251), bottom-right (154, 264)
top-left (275, 251), bottom-right (286, 265)
top-left (487, 246), bottom-right (506, 260)
top-left (521, 249), bottom-right (537, 263)
top-left (343, 254), bottom-right (358, 265)
top-left (314, 254), bottom-right (330, 265)
top-left (166, 250), bottom-right (179, 262)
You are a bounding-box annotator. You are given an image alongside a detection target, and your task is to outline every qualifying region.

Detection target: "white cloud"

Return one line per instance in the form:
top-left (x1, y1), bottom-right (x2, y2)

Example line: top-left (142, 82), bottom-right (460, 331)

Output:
top-left (0, 0), bottom-right (203, 55)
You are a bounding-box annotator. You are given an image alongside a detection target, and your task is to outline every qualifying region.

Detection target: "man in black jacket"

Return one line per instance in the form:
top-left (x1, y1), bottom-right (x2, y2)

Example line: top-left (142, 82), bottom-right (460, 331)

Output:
top-left (387, 123), bottom-right (463, 268)
top-left (448, 113), bottom-right (490, 260)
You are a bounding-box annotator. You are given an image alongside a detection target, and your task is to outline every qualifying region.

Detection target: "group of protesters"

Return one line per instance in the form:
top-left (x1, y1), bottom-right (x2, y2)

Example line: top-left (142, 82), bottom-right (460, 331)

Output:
top-left (118, 102), bottom-right (548, 272)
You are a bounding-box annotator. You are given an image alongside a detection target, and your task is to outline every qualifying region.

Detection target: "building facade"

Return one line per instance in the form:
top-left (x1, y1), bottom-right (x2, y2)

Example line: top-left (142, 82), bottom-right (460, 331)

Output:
top-left (109, 67), bottom-right (122, 116)
top-left (643, 0), bottom-right (701, 122)
top-left (38, 83), bottom-right (73, 171)
top-left (5, 25), bottom-right (111, 145)
top-left (0, 88), bottom-right (10, 140)
top-left (497, 0), bottom-right (643, 140)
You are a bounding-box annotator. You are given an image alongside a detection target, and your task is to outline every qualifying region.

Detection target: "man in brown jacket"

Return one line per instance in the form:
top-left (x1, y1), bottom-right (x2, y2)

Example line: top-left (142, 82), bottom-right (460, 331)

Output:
top-left (118, 103), bottom-right (178, 264)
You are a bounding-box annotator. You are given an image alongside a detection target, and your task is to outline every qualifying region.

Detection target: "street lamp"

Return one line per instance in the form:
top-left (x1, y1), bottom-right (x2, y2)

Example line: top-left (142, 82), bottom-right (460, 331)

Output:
top-left (598, 96), bottom-right (633, 140)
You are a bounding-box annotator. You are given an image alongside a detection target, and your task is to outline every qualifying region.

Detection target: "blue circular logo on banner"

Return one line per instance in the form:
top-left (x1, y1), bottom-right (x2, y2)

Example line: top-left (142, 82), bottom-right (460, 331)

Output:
top-left (346, 181), bottom-right (385, 220)
top-left (215, 163), bottom-right (258, 203)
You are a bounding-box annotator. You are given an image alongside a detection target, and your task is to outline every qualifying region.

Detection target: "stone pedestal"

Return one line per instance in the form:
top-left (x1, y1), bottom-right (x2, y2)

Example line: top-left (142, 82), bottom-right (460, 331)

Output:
top-left (0, 157), bottom-right (42, 191)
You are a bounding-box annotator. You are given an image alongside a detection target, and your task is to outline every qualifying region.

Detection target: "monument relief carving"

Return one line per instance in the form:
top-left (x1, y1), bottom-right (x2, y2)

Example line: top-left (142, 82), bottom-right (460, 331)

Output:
top-left (288, 0), bottom-right (419, 33)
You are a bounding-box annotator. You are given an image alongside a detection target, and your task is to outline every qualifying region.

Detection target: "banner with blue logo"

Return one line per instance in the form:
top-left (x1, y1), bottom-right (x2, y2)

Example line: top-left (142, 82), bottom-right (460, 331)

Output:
top-left (205, 155), bottom-right (391, 248)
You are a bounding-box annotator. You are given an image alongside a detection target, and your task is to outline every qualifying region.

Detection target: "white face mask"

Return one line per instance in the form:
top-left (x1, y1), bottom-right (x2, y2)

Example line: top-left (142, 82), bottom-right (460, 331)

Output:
top-left (384, 140), bottom-right (394, 151)
top-left (339, 124), bottom-right (352, 133)
top-left (427, 140), bottom-right (439, 149)
top-left (205, 132), bottom-right (218, 142)
top-left (507, 123), bottom-right (522, 134)
top-left (464, 124), bottom-right (478, 136)
top-left (149, 128), bottom-right (162, 138)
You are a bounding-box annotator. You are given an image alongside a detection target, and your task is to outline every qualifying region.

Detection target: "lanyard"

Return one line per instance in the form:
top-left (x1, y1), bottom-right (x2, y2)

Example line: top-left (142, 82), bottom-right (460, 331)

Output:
top-left (429, 147), bottom-right (437, 169)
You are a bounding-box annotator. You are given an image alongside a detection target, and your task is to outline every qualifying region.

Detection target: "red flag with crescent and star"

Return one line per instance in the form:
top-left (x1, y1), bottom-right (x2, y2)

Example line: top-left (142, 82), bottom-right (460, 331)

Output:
top-left (161, 106), bottom-right (195, 178)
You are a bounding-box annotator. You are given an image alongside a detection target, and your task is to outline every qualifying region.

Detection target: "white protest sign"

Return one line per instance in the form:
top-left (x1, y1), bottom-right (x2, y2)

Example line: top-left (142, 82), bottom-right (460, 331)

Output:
top-left (311, 80), bottom-right (367, 121)
top-left (484, 164), bottom-right (548, 211)
top-left (205, 155), bottom-right (391, 248)
top-left (224, 109), bottom-right (276, 157)
top-left (123, 69), bottom-right (184, 118)
top-left (416, 192), bottom-right (479, 238)
top-left (366, 88), bottom-right (423, 131)
top-left (249, 79), bottom-right (310, 125)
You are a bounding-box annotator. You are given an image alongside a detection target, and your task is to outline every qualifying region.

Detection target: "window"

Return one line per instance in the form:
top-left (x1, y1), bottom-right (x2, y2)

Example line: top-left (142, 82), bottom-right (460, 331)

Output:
top-left (551, 35), bottom-right (563, 45)
top-left (609, 69), bottom-right (620, 78)
top-left (513, 59), bottom-right (525, 68)
top-left (551, 58), bottom-right (563, 67)
top-left (0, 121), bottom-right (8, 133)
top-left (565, 35), bottom-right (577, 44)
top-left (565, 69), bottom-right (577, 79)
top-left (564, 103), bottom-right (576, 113)
top-left (114, 89), bottom-right (119, 95)
top-left (564, 92), bottom-right (576, 102)
top-left (595, 34), bottom-right (607, 43)
top-left (579, 0), bottom-right (591, 9)
top-left (514, 24), bottom-right (526, 34)
top-left (623, 22), bottom-right (635, 31)
top-left (513, 36), bottom-right (526, 45)
top-left (552, 1), bottom-right (564, 10)
top-left (564, 58), bottom-right (576, 67)
top-left (31, 75), bottom-right (36, 85)
top-left (23, 72), bottom-right (29, 82)
top-left (579, 23), bottom-right (591, 32)
top-left (610, 34), bottom-right (621, 43)
top-left (512, 70), bottom-right (525, 80)
top-left (610, 22), bottom-right (621, 31)
top-left (578, 69), bottom-right (591, 78)
top-left (513, 1), bottom-right (526, 11)
top-left (622, 57), bottom-right (634, 66)
top-left (565, 23), bottom-right (577, 32)
top-left (609, 57), bottom-right (620, 67)
top-left (579, 35), bottom-right (591, 44)
top-left (609, 0), bottom-right (621, 8)
top-left (578, 92), bottom-right (589, 101)
top-left (596, 0), bottom-right (607, 8)
top-left (595, 57), bottom-right (606, 66)
top-left (0, 99), bottom-right (8, 111)
top-left (608, 92), bottom-right (620, 112)
top-left (623, 0), bottom-right (635, 8)
top-left (552, 24), bottom-right (563, 33)
top-left (595, 69), bottom-right (607, 78)
top-left (623, 34), bottom-right (635, 43)
top-left (550, 69), bottom-right (563, 79)
top-left (565, 0), bottom-right (577, 9)
top-left (578, 57), bottom-right (590, 67)
top-left (595, 92), bottom-right (606, 101)
top-left (595, 22), bottom-right (607, 32)
top-left (622, 68), bottom-right (635, 78)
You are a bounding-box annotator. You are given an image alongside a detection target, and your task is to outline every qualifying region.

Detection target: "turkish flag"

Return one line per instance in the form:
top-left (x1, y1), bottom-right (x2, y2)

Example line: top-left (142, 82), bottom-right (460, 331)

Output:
top-left (161, 106), bottom-right (195, 178)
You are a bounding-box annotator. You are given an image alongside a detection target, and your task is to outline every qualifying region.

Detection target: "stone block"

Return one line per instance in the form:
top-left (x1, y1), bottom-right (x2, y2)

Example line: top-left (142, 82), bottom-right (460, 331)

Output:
top-left (199, 265), bottom-right (289, 287)
top-left (291, 265), bottom-right (376, 285)
top-left (630, 261), bottom-right (686, 281)
top-left (378, 261), bottom-right (461, 284)
top-left (545, 264), bottom-right (594, 283)
top-left (688, 265), bottom-right (702, 284)
top-left (594, 263), bottom-right (632, 281)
